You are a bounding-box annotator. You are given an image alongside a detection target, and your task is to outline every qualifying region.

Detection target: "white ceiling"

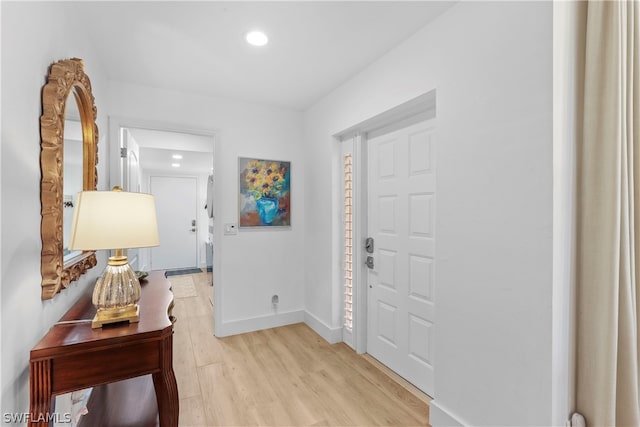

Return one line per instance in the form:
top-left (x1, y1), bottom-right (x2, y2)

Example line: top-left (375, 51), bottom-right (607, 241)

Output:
top-left (70, 1), bottom-right (454, 174)
top-left (127, 128), bottom-right (214, 174)
top-left (72, 1), bottom-right (454, 111)
top-left (138, 146), bottom-right (214, 175)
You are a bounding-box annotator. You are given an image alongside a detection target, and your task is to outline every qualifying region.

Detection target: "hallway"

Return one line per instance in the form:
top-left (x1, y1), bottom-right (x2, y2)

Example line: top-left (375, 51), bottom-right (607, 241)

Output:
top-left (170, 270), bottom-right (430, 426)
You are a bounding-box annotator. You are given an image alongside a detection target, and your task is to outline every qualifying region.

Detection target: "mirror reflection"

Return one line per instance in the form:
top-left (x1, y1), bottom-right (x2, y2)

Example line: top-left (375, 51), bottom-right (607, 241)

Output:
top-left (63, 94), bottom-right (83, 262)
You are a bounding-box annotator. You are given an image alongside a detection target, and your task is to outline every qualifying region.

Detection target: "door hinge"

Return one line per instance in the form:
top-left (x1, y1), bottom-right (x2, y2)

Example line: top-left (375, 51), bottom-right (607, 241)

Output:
top-left (120, 147), bottom-right (127, 158)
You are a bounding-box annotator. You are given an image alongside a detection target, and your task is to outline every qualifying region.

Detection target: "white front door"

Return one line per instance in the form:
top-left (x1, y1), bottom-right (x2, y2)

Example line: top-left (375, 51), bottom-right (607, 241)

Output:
top-left (150, 175), bottom-right (198, 270)
top-left (366, 120), bottom-right (435, 395)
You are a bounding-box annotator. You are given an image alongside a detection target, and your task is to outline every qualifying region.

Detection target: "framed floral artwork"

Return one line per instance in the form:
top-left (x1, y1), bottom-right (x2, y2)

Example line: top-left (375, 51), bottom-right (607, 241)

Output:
top-left (239, 157), bottom-right (291, 227)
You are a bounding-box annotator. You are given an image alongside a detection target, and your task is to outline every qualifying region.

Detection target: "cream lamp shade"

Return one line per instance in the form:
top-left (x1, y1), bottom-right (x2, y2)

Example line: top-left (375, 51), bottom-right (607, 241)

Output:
top-left (68, 190), bottom-right (159, 251)
top-left (68, 188), bottom-right (159, 328)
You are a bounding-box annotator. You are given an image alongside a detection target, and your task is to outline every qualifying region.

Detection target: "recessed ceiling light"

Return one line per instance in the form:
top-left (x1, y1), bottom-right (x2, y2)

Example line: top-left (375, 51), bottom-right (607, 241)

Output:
top-left (246, 31), bottom-right (268, 47)
top-left (172, 154), bottom-right (183, 160)
top-left (171, 163), bottom-right (181, 168)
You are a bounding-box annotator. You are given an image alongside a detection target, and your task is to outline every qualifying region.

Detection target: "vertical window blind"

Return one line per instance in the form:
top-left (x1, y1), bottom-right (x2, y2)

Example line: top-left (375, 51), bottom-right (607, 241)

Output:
top-left (344, 153), bottom-right (353, 330)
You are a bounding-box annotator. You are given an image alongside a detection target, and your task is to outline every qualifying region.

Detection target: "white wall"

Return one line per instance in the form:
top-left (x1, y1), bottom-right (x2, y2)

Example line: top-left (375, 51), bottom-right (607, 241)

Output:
top-left (303, 2), bottom-right (555, 425)
top-left (0, 2), bottom-right (110, 420)
top-left (107, 81), bottom-right (305, 337)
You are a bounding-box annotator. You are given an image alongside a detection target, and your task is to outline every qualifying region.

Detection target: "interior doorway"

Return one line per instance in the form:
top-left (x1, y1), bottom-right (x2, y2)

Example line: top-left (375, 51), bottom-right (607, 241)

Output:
top-left (114, 123), bottom-right (215, 277)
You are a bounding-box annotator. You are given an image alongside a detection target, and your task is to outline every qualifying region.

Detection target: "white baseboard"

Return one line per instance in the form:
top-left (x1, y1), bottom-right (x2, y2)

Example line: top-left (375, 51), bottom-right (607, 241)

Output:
top-left (215, 309), bottom-right (305, 337)
top-left (429, 400), bottom-right (467, 427)
top-left (304, 311), bottom-right (343, 344)
top-left (214, 309), bottom-right (343, 346)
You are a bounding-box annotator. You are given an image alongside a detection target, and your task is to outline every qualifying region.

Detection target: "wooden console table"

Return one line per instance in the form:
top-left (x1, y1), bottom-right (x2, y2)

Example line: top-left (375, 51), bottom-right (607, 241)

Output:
top-left (29, 271), bottom-right (178, 426)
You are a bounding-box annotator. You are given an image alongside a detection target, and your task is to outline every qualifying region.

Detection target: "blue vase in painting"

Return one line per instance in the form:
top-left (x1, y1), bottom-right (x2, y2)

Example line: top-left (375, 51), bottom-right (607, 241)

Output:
top-left (256, 197), bottom-right (279, 225)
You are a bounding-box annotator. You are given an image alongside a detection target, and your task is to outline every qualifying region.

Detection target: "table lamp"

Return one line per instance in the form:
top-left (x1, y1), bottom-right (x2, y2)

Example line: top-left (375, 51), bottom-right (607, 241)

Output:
top-left (68, 187), bottom-right (160, 328)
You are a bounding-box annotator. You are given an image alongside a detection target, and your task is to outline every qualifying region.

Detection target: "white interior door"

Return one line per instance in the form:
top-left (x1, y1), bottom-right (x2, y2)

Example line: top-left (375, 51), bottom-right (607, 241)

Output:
top-left (122, 129), bottom-right (142, 269)
top-left (150, 175), bottom-right (198, 270)
top-left (366, 120), bottom-right (435, 395)
top-left (127, 145), bottom-right (141, 193)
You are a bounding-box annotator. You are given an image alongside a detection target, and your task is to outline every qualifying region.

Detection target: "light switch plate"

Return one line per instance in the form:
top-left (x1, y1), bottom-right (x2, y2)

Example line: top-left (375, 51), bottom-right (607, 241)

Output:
top-left (224, 223), bottom-right (238, 235)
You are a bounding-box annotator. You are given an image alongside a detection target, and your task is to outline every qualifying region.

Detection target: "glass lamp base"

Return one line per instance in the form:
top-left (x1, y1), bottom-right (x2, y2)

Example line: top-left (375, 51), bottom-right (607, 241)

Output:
top-left (91, 253), bottom-right (142, 328)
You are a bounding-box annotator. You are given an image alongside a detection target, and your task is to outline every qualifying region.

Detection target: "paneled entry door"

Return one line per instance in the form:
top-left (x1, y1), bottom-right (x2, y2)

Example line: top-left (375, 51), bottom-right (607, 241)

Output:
top-left (366, 120), bottom-right (435, 395)
top-left (150, 175), bottom-right (198, 270)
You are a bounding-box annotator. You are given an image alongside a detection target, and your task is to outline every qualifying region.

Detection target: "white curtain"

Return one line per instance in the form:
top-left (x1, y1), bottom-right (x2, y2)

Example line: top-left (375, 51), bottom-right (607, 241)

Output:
top-left (576, 1), bottom-right (640, 426)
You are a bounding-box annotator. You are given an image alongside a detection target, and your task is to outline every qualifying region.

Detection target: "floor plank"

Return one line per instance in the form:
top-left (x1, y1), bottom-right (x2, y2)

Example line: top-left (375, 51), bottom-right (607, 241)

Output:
top-left (179, 395), bottom-right (209, 427)
top-left (168, 270), bottom-right (430, 427)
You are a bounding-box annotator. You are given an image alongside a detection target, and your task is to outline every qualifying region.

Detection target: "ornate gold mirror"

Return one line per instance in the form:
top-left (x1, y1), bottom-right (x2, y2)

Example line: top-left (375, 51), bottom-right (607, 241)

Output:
top-left (40, 58), bottom-right (99, 300)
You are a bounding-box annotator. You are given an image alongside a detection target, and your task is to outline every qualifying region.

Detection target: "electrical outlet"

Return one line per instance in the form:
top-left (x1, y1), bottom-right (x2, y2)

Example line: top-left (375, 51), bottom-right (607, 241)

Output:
top-left (224, 223), bottom-right (237, 235)
top-left (272, 294), bottom-right (279, 305)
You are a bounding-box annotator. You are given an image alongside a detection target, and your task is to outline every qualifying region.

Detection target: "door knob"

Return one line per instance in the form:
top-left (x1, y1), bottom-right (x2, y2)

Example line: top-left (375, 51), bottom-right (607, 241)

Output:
top-left (365, 256), bottom-right (374, 269)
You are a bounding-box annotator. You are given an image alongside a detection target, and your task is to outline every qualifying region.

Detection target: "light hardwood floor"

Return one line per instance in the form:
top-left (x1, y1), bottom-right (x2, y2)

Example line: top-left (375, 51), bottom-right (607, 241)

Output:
top-left (170, 270), bottom-right (430, 427)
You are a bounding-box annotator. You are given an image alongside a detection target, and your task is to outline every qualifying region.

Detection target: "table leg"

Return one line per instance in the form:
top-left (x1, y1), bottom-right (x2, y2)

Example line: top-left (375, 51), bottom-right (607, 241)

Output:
top-left (152, 334), bottom-right (179, 426)
top-left (29, 360), bottom-right (53, 427)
